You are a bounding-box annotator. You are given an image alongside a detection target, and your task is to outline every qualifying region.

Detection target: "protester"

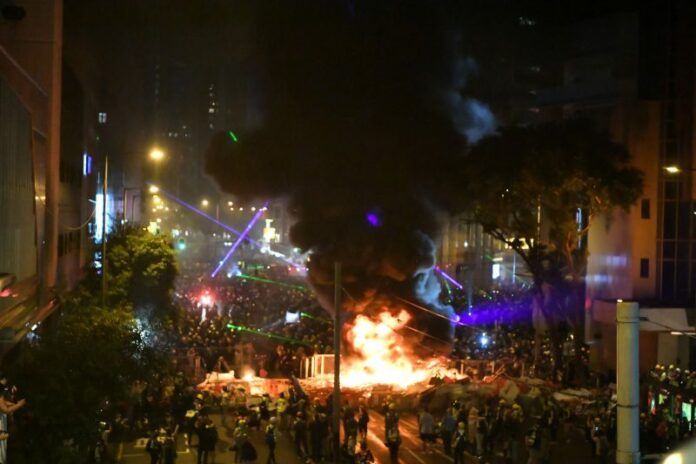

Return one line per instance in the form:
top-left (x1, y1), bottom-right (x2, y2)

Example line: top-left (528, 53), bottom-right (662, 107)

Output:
top-left (385, 422), bottom-right (401, 464)
top-left (264, 417), bottom-right (278, 464)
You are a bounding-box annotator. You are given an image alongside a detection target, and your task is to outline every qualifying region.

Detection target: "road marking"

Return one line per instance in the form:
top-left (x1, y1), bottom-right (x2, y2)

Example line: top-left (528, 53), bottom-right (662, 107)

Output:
top-left (434, 448), bottom-right (454, 462)
top-left (367, 429), bottom-right (388, 449)
top-left (406, 448), bottom-right (428, 464)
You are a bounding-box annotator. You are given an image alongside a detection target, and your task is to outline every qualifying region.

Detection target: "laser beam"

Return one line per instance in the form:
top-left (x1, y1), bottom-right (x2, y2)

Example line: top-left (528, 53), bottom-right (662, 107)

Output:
top-left (233, 273), bottom-right (308, 291)
top-left (212, 203), bottom-right (267, 277)
top-left (146, 183), bottom-right (304, 269)
top-left (435, 266), bottom-right (463, 290)
top-left (227, 323), bottom-right (310, 346)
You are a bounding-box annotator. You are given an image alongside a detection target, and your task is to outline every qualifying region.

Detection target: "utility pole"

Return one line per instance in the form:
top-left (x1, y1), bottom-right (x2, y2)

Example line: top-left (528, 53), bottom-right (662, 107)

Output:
top-left (101, 156), bottom-right (108, 308)
top-left (332, 261), bottom-right (342, 463)
top-left (616, 300), bottom-right (640, 463)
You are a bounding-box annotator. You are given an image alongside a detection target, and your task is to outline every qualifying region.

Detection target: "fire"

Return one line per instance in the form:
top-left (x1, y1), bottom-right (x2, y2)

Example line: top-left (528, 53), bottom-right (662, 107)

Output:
top-left (341, 309), bottom-right (440, 389)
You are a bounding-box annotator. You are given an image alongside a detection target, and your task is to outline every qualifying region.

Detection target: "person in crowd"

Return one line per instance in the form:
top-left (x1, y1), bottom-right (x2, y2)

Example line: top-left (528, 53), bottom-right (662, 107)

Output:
top-left (292, 411), bottom-right (309, 458)
top-left (357, 404), bottom-right (370, 440)
top-left (476, 408), bottom-right (488, 457)
top-left (343, 408), bottom-right (358, 444)
top-left (145, 430), bottom-right (162, 464)
top-left (384, 403), bottom-right (399, 441)
top-left (195, 416), bottom-right (217, 464)
top-left (161, 429), bottom-right (178, 464)
top-left (453, 421), bottom-right (468, 464)
top-left (309, 412), bottom-right (329, 462)
top-left (232, 419), bottom-right (250, 464)
top-left (264, 417), bottom-right (278, 464)
top-left (440, 406), bottom-right (457, 455)
top-left (277, 393), bottom-right (288, 430)
top-left (419, 408), bottom-right (436, 454)
top-left (385, 422), bottom-right (401, 464)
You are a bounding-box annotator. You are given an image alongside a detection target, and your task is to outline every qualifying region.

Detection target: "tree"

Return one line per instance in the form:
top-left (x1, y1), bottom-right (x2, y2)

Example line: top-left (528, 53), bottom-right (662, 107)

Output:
top-left (7, 291), bottom-right (167, 463)
top-left (465, 118), bottom-right (643, 372)
top-left (5, 226), bottom-right (179, 463)
top-left (87, 225), bottom-right (179, 328)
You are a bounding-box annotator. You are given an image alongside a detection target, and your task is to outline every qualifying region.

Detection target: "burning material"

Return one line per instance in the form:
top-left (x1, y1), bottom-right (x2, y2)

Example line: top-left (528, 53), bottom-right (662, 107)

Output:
top-left (300, 307), bottom-right (463, 392)
top-left (343, 309), bottom-right (428, 389)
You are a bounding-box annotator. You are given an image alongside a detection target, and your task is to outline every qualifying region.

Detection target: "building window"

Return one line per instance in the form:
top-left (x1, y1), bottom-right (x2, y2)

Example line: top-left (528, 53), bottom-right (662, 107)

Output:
top-left (640, 258), bottom-right (649, 278)
top-left (641, 199), bottom-right (650, 219)
top-left (98, 112), bottom-right (107, 124)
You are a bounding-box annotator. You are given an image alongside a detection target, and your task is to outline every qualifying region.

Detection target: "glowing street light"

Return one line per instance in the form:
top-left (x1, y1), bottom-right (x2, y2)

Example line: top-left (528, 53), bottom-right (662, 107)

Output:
top-left (149, 185), bottom-right (159, 194)
top-left (201, 199), bottom-right (209, 207)
top-left (149, 148), bottom-right (165, 162)
top-left (664, 165), bottom-right (696, 174)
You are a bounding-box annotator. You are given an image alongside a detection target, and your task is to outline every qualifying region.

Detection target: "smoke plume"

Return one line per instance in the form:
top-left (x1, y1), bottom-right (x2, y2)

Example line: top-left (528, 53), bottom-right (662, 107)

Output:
top-left (205, 0), bottom-right (494, 354)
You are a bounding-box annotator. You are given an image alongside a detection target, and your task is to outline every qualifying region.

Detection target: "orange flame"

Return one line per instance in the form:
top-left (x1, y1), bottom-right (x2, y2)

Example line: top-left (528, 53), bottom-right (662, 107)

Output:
top-left (341, 309), bottom-right (443, 389)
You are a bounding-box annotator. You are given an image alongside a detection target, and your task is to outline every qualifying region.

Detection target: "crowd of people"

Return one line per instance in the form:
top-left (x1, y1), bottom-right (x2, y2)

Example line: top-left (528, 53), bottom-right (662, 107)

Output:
top-left (4, 262), bottom-right (687, 463)
top-left (174, 273), bottom-right (334, 379)
top-left (638, 364), bottom-right (696, 456)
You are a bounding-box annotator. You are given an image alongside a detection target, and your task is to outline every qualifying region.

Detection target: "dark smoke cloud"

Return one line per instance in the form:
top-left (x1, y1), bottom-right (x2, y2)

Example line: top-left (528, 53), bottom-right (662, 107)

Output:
top-left (205, 0), bottom-right (493, 354)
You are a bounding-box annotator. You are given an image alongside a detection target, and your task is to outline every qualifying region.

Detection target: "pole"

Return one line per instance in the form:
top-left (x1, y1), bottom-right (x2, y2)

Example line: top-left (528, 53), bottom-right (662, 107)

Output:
top-left (101, 156), bottom-right (108, 308)
top-left (122, 187), bottom-right (128, 222)
top-left (616, 301), bottom-right (640, 464)
top-left (332, 261), bottom-right (342, 463)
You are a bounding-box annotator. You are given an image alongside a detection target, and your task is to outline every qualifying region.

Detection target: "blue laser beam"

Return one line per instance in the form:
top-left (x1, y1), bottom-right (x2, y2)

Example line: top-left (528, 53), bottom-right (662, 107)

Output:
top-left (211, 203), bottom-right (268, 278)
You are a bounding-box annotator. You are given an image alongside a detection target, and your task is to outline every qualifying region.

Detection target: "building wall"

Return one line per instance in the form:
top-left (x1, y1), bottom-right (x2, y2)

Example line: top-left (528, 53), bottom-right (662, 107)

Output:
top-left (0, 1), bottom-right (63, 346)
top-left (0, 0), bottom-right (63, 302)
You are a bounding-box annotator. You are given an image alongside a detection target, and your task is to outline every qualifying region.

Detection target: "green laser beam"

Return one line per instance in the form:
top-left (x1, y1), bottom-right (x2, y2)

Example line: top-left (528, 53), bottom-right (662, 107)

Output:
top-left (234, 273), bottom-right (309, 291)
top-left (228, 131), bottom-right (238, 142)
top-left (300, 312), bottom-right (332, 324)
top-left (226, 323), bottom-right (310, 346)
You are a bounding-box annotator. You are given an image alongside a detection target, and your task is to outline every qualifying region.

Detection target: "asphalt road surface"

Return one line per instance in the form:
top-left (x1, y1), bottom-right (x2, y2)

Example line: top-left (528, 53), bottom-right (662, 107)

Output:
top-left (117, 410), bottom-right (596, 464)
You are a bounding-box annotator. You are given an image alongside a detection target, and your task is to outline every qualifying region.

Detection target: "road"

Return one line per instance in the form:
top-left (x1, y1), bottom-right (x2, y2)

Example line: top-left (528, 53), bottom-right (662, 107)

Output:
top-left (117, 410), bottom-right (597, 464)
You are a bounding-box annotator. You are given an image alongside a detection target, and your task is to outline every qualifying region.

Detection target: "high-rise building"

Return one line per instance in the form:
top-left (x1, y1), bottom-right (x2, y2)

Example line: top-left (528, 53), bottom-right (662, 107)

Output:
top-left (529, 1), bottom-right (696, 371)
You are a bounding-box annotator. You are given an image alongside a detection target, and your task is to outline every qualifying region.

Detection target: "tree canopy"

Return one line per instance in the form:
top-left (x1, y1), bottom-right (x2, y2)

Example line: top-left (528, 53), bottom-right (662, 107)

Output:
top-left (465, 118), bottom-right (643, 358)
top-left (6, 227), bottom-right (179, 463)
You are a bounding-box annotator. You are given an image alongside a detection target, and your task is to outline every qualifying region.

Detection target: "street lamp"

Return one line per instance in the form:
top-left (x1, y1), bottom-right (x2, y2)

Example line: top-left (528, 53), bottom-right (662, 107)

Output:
top-left (201, 199), bottom-right (209, 207)
top-left (149, 148), bottom-right (165, 162)
top-left (149, 185), bottom-right (159, 194)
top-left (664, 165), bottom-right (696, 174)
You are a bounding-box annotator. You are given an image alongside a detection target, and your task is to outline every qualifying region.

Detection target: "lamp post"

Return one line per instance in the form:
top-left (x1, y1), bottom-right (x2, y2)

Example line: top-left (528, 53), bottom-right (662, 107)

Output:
top-left (332, 261), bottom-right (342, 463)
top-left (101, 156), bottom-right (108, 308)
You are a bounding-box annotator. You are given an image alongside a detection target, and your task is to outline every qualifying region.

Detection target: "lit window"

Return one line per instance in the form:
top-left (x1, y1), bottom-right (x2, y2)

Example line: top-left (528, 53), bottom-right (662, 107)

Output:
top-left (98, 112), bottom-right (107, 124)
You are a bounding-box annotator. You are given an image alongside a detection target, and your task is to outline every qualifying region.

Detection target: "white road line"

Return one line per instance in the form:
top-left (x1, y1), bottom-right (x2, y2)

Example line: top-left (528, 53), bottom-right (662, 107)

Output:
top-left (405, 448), bottom-right (428, 464)
top-left (367, 429), bottom-right (388, 450)
top-left (434, 448), bottom-right (454, 462)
